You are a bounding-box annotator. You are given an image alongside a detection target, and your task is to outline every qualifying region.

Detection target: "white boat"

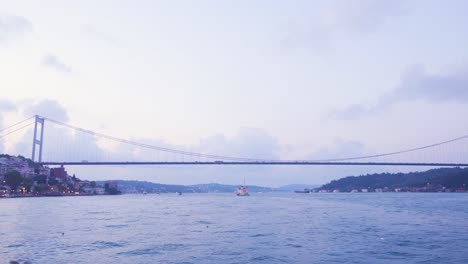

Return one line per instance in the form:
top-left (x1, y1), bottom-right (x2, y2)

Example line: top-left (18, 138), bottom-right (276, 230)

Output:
top-left (236, 185), bottom-right (249, 196)
top-left (236, 177), bottom-right (249, 196)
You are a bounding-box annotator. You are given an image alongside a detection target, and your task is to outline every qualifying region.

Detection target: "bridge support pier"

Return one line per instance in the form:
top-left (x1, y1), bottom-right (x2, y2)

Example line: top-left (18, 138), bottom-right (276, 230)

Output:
top-left (31, 115), bottom-right (45, 163)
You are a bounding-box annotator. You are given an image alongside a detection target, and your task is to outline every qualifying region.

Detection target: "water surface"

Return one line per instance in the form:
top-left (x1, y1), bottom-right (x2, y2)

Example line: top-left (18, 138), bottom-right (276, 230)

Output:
top-left (1, 193), bottom-right (467, 263)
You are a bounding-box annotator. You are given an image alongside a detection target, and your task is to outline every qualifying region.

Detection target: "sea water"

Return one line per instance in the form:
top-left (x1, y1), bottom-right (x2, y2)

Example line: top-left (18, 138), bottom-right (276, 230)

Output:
top-left (1, 193), bottom-right (467, 263)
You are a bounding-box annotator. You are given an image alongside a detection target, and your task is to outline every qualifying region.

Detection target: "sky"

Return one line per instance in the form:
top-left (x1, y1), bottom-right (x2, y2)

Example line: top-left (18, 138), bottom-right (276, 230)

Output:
top-left (1, 0), bottom-right (468, 187)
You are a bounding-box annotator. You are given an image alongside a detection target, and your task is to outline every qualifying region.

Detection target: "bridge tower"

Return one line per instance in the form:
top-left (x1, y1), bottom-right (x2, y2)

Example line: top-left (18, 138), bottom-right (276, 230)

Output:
top-left (31, 115), bottom-right (45, 163)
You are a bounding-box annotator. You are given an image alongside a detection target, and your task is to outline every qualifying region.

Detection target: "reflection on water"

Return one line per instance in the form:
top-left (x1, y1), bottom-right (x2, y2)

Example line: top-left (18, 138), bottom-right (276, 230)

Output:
top-left (1, 193), bottom-right (468, 263)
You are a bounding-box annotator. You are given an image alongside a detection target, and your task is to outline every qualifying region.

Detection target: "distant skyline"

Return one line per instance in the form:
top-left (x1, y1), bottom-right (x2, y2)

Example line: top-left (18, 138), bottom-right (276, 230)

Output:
top-left (1, 0), bottom-right (468, 186)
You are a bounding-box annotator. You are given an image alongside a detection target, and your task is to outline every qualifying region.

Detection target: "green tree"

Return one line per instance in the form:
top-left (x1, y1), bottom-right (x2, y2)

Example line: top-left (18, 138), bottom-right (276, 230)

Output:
top-left (48, 178), bottom-right (59, 185)
top-left (33, 175), bottom-right (48, 184)
top-left (22, 177), bottom-right (34, 192)
top-left (57, 184), bottom-right (67, 192)
top-left (34, 184), bottom-right (49, 193)
top-left (104, 182), bottom-right (121, 195)
top-left (5, 170), bottom-right (24, 191)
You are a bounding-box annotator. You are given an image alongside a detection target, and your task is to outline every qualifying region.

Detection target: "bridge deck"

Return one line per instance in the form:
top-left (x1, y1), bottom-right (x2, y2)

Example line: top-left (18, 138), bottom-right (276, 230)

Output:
top-left (37, 161), bottom-right (468, 167)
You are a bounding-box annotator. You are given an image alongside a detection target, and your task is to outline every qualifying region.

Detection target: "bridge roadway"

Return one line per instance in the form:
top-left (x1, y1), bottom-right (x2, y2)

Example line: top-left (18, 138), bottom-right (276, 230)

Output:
top-left (37, 161), bottom-right (468, 167)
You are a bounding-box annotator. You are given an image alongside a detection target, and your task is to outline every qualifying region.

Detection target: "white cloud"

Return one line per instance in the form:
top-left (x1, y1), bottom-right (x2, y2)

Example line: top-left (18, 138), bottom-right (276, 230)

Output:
top-left (332, 64), bottom-right (468, 119)
top-left (23, 99), bottom-right (69, 122)
top-left (0, 99), bottom-right (18, 153)
top-left (83, 25), bottom-right (118, 45)
top-left (41, 54), bottom-right (72, 74)
top-left (282, 0), bottom-right (408, 52)
top-left (0, 13), bottom-right (32, 44)
top-left (0, 99), bottom-right (16, 111)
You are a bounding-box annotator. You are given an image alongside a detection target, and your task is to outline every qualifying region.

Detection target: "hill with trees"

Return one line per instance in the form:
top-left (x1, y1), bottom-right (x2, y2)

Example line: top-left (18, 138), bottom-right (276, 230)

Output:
top-left (100, 180), bottom-right (276, 194)
top-left (319, 167), bottom-right (468, 192)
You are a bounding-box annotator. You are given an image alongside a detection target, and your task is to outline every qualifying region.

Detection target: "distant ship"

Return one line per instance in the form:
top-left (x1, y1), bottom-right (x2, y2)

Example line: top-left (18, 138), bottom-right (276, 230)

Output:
top-left (236, 177), bottom-right (249, 196)
top-left (294, 189), bottom-right (310, 193)
top-left (236, 185), bottom-right (250, 196)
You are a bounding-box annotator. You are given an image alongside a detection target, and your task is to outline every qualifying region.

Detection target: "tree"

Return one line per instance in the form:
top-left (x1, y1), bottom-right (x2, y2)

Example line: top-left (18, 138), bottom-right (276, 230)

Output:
top-left (104, 182), bottom-right (121, 195)
top-left (33, 174), bottom-right (48, 184)
top-left (48, 178), bottom-right (59, 185)
top-left (34, 184), bottom-right (49, 193)
top-left (22, 177), bottom-right (34, 192)
top-left (4, 170), bottom-right (24, 191)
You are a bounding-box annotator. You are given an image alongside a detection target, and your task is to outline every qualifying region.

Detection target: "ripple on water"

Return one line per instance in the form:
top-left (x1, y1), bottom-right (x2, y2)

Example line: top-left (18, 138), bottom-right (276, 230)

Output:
top-left (105, 224), bottom-right (128, 228)
top-left (118, 243), bottom-right (186, 256)
top-left (396, 240), bottom-right (411, 246)
top-left (214, 230), bottom-right (236, 234)
top-left (250, 255), bottom-right (287, 263)
top-left (249, 233), bottom-right (272, 238)
top-left (286, 243), bottom-right (302, 248)
top-left (7, 244), bottom-right (23, 248)
top-left (118, 247), bottom-right (162, 256)
top-left (195, 220), bottom-right (213, 225)
top-left (91, 241), bottom-right (126, 249)
top-left (385, 251), bottom-right (419, 259)
top-left (87, 211), bottom-right (109, 215)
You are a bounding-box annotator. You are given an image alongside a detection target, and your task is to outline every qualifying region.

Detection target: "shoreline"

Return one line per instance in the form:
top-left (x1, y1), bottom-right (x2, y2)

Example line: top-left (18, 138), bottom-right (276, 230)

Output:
top-left (0, 193), bottom-right (119, 199)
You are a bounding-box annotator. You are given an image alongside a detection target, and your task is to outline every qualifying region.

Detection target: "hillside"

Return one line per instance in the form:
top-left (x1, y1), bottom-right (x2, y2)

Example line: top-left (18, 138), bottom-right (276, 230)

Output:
top-left (320, 167), bottom-right (468, 192)
top-left (98, 180), bottom-right (276, 194)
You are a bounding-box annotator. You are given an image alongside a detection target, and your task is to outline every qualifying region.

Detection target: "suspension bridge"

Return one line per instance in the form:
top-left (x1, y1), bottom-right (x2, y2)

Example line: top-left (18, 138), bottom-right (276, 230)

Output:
top-left (0, 115), bottom-right (467, 167)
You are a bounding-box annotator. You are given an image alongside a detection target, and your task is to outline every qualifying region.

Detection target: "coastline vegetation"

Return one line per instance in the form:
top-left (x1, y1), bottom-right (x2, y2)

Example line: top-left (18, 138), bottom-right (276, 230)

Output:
top-left (319, 167), bottom-right (468, 192)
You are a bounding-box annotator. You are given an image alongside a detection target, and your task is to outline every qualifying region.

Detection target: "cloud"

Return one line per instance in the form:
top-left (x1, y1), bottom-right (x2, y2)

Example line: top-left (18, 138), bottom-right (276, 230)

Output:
top-left (83, 25), bottom-right (118, 45)
top-left (329, 0), bottom-right (407, 34)
top-left (197, 127), bottom-right (281, 160)
top-left (41, 54), bottom-right (72, 74)
top-left (23, 99), bottom-right (69, 122)
top-left (332, 64), bottom-right (468, 119)
top-left (2, 99), bottom-right (68, 156)
top-left (0, 99), bottom-right (16, 111)
top-left (4, 99), bottom-right (72, 160)
top-left (282, 0), bottom-right (407, 52)
top-left (329, 104), bottom-right (371, 120)
top-left (0, 99), bottom-right (18, 153)
top-left (307, 138), bottom-right (366, 160)
top-left (0, 13), bottom-right (32, 44)
top-left (391, 65), bottom-right (468, 103)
